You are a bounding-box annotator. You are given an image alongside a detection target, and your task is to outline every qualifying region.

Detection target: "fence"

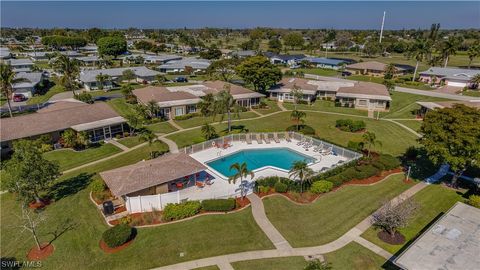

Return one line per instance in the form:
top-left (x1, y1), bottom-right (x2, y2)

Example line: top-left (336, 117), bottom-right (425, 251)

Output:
top-left (125, 191), bottom-right (180, 213)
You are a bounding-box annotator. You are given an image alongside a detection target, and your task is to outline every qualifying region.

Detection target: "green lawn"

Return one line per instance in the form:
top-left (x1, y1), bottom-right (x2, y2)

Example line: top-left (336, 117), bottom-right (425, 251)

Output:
top-left (167, 111), bottom-right (419, 156)
top-left (173, 111), bottom-right (259, 129)
top-left (324, 242), bottom-right (394, 270)
top-left (106, 97), bottom-right (137, 117)
top-left (116, 136), bottom-right (144, 148)
top-left (27, 85), bottom-right (66, 105)
top-left (43, 143), bottom-right (122, 171)
top-left (1, 140), bottom-right (275, 269)
top-left (393, 120), bottom-right (423, 132)
top-left (361, 184), bottom-right (464, 254)
top-left (193, 266), bottom-right (220, 270)
top-left (145, 121), bottom-right (178, 134)
top-left (283, 99), bottom-right (368, 117)
top-left (381, 91), bottom-right (447, 119)
top-left (253, 99), bottom-right (282, 115)
top-left (295, 68), bottom-right (341, 77)
top-left (232, 257), bottom-right (308, 270)
top-left (263, 174), bottom-right (414, 247)
top-left (462, 90), bottom-right (480, 97)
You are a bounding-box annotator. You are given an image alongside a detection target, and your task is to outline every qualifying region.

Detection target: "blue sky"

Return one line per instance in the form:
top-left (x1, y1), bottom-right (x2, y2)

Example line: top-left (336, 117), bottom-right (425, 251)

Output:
top-left (1, 1), bottom-right (479, 29)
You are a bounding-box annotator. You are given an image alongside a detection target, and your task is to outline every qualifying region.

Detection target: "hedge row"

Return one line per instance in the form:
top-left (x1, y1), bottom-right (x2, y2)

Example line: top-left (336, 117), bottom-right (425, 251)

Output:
top-left (162, 201), bottom-right (202, 221)
top-left (174, 112), bottom-right (201, 121)
top-left (256, 176), bottom-right (303, 192)
top-left (335, 119), bottom-right (366, 132)
top-left (201, 199), bottom-right (236, 212)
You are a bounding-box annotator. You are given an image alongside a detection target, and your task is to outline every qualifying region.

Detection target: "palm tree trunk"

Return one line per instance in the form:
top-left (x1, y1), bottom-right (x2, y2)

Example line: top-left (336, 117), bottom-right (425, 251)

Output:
top-left (444, 55), bottom-right (449, 68)
top-left (412, 61), bottom-right (419, 82)
top-left (6, 98), bottom-right (13, 118)
top-left (451, 169), bottom-right (464, 188)
top-left (227, 109), bottom-right (231, 132)
top-left (468, 58), bottom-right (472, 69)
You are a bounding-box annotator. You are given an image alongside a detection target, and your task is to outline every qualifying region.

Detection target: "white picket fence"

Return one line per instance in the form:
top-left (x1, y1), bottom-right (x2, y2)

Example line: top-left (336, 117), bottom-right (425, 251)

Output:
top-left (126, 191), bottom-right (180, 213)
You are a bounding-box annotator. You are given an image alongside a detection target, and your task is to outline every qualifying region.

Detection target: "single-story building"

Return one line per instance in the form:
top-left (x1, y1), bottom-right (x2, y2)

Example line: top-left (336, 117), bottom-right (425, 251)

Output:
top-left (0, 101), bottom-right (127, 156)
top-left (79, 45), bottom-right (98, 55)
top-left (123, 54), bottom-right (182, 65)
top-left (76, 55), bottom-right (100, 67)
top-left (302, 57), bottom-right (347, 70)
top-left (264, 52), bottom-right (306, 66)
top-left (12, 72), bottom-right (44, 98)
top-left (133, 81), bottom-right (265, 119)
top-left (419, 67), bottom-right (480, 88)
top-left (267, 77), bottom-right (355, 102)
top-left (0, 47), bottom-right (12, 59)
top-left (79, 66), bottom-right (161, 91)
top-left (229, 50), bottom-right (256, 58)
top-left (345, 61), bottom-right (410, 76)
top-left (336, 82), bottom-right (392, 111)
top-left (100, 152), bottom-right (207, 199)
top-left (2, 58), bottom-right (34, 73)
top-left (416, 100), bottom-right (480, 118)
top-left (394, 202), bottom-right (480, 270)
top-left (157, 57), bottom-right (211, 73)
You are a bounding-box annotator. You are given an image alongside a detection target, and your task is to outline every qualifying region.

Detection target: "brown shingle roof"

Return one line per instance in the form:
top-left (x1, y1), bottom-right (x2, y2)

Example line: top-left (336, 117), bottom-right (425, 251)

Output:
top-left (277, 77), bottom-right (319, 91)
top-left (133, 86), bottom-right (199, 104)
top-left (0, 101), bottom-right (122, 142)
top-left (100, 152), bottom-right (207, 197)
top-left (336, 82), bottom-right (391, 100)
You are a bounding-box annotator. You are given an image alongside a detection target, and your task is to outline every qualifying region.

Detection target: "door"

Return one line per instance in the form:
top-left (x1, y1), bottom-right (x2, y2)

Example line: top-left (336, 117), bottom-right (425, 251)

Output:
top-left (104, 126), bottom-right (112, 140)
top-left (164, 108), bottom-right (171, 119)
top-left (278, 93), bottom-right (284, 101)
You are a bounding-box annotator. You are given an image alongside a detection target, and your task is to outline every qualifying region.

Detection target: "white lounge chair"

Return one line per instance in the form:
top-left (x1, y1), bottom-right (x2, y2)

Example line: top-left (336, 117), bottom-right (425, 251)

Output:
top-left (273, 133), bottom-right (280, 143)
top-left (256, 134), bottom-right (263, 144)
top-left (246, 134), bottom-right (252, 144)
top-left (264, 134), bottom-right (271, 144)
top-left (284, 132), bottom-right (292, 142)
top-left (297, 138), bottom-right (306, 146)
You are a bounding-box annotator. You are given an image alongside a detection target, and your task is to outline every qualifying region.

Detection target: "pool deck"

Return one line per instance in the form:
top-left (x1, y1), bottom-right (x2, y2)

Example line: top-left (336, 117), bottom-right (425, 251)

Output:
top-left (177, 138), bottom-right (348, 201)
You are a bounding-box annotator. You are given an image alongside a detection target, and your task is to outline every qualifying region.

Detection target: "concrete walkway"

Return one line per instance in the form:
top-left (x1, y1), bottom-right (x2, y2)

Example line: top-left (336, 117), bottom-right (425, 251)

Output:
top-left (247, 194), bottom-right (293, 251)
top-left (152, 182), bottom-right (428, 270)
top-left (109, 140), bottom-right (129, 151)
top-left (384, 119), bottom-right (422, 138)
top-left (250, 109), bottom-right (263, 116)
top-left (157, 136), bottom-right (179, 153)
top-left (168, 120), bottom-right (184, 131)
top-left (395, 86), bottom-right (480, 101)
top-left (277, 102), bottom-right (287, 111)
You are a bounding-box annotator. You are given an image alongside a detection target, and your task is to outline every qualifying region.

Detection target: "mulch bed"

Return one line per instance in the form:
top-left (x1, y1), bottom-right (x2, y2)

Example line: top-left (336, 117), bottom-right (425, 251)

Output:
top-left (27, 243), bottom-right (54, 260)
top-left (377, 231), bottom-right (406, 245)
top-left (28, 199), bottom-right (51, 210)
top-left (99, 239), bottom-right (134, 254)
top-left (342, 168), bottom-right (403, 186)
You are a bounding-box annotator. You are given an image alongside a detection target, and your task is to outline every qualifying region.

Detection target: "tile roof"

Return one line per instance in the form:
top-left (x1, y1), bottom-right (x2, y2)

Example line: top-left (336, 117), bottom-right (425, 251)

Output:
top-left (100, 152), bottom-right (207, 197)
top-left (0, 101), bottom-right (124, 142)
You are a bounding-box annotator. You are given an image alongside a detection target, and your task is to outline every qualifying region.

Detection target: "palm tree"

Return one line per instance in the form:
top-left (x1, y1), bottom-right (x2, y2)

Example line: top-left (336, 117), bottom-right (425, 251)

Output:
top-left (53, 54), bottom-right (80, 96)
top-left (0, 63), bottom-right (24, 117)
top-left (139, 129), bottom-right (157, 159)
top-left (470, 74), bottom-right (480, 89)
top-left (95, 73), bottom-right (111, 91)
top-left (229, 162), bottom-right (254, 200)
top-left (291, 84), bottom-right (304, 109)
top-left (214, 84), bottom-right (240, 133)
top-left (289, 160), bottom-right (314, 193)
top-left (197, 93), bottom-right (216, 117)
top-left (407, 39), bottom-right (429, 81)
top-left (125, 113), bottom-right (142, 135)
top-left (441, 36), bottom-right (463, 68)
top-left (467, 43), bottom-right (480, 69)
top-left (383, 63), bottom-right (396, 80)
top-left (201, 123), bottom-right (217, 140)
top-left (362, 131), bottom-right (382, 158)
top-left (146, 100), bottom-right (160, 118)
top-left (290, 109), bottom-right (306, 131)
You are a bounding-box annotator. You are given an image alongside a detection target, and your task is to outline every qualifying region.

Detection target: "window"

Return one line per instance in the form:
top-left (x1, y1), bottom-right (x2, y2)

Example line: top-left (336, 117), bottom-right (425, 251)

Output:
top-left (175, 107), bottom-right (184, 116)
top-left (358, 99), bottom-right (367, 106)
top-left (186, 105), bottom-right (196, 113)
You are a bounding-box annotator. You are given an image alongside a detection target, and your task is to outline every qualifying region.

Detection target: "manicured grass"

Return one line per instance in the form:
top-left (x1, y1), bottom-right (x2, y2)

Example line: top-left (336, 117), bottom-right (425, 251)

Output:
top-left (263, 174), bottom-right (414, 247)
top-left (167, 111), bottom-right (419, 156)
top-left (145, 121), bottom-right (178, 134)
top-left (462, 90), bottom-right (480, 97)
top-left (381, 91), bottom-right (447, 119)
top-left (107, 97), bottom-right (137, 117)
top-left (253, 99), bottom-right (282, 115)
top-left (43, 143), bottom-right (122, 171)
top-left (283, 99), bottom-right (368, 116)
top-left (324, 242), bottom-right (393, 270)
top-left (173, 111), bottom-right (258, 129)
top-left (116, 136), bottom-right (144, 148)
top-left (295, 68), bottom-right (341, 77)
top-left (361, 184), bottom-right (464, 254)
top-left (193, 266), bottom-right (220, 270)
top-left (393, 120), bottom-right (423, 132)
top-left (27, 85), bottom-right (66, 105)
top-left (89, 89), bottom-right (123, 98)
top-left (232, 257), bottom-right (307, 270)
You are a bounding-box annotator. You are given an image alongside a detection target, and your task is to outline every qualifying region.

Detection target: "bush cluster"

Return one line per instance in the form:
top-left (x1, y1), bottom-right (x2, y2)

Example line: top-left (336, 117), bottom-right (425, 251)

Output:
top-left (467, 195), bottom-right (480, 208)
top-left (257, 186), bottom-right (271, 193)
top-left (174, 112), bottom-right (201, 121)
top-left (201, 199), bottom-right (236, 212)
top-left (90, 178), bottom-right (106, 193)
top-left (102, 224), bottom-right (132, 248)
top-left (335, 119), bottom-right (366, 132)
top-left (256, 176), bottom-right (303, 192)
top-left (162, 201), bottom-right (202, 221)
top-left (286, 125), bottom-right (315, 135)
top-left (75, 92), bottom-right (94, 104)
top-left (310, 180), bottom-right (333, 194)
top-left (274, 182), bottom-right (288, 193)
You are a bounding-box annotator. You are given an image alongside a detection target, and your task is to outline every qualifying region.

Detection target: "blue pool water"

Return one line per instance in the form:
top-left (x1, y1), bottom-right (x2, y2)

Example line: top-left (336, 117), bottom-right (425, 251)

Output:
top-left (206, 148), bottom-right (315, 177)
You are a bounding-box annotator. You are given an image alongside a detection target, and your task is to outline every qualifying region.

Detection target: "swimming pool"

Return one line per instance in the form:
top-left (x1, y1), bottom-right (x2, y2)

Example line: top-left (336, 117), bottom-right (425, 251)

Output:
top-left (206, 148), bottom-right (315, 177)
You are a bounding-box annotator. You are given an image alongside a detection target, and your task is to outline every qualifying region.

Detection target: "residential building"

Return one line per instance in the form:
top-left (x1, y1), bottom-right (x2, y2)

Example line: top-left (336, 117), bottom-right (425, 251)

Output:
top-left (0, 101), bottom-right (126, 156)
top-left (321, 42), bottom-right (337, 50)
top-left (27, 51), bottom-right (53, 61)
top-left (264, 52), bottom-right (306, 66)
top-left (0, 47), bottom-right (12, 59)
top-left (229, 50), bottom-right (256, 58)
top-left (394, 202), bottom-right (480, 270)
top-left (2, 58), bottom-right (34, 72)
top-left (79, 45), bottom-right (98, 55)
top-left (123, 54), bottom-right (182, 65)
top-left (302, 57), bottom-right (347, 70)
top-left (79, 66), bottom-right (161, 91)
top-left (345, 61), bottom-right (410, 76)
top-left (335, 82), bottom-right (391, 111)
top-left (76, 55), bottom-right (100, 67)
top-left (133, 81), bottom-right (264, 119)
top-left (157, 57), bottom-right (211, 73)
top-left (416, 100), bottom-right (480, 117)
top-left (12, 72), bottom-right (44, 97)
top-left (419, 67), bottom-right (480, 88)
top-left (267, 77), bottom-right (355, 102)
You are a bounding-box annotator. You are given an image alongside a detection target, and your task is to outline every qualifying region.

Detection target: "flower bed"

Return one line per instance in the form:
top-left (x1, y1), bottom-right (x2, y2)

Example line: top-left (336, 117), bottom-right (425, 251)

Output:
top-left (27, 243), bottom-right (54, 260)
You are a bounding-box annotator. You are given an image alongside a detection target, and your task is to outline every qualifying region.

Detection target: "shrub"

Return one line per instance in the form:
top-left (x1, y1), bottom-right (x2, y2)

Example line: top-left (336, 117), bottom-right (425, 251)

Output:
top-left (286, 125), bottom-right (315, 135)
top-left (201, 199), bottom-right (236, 212)
top-left (467, 195), bottom-right (480, 208)
top-left (162, 201), bottom-right (202, 221)
top-left (75, 92), bottom-right (94, 104)
top-left (310, 180), bottom-right (333, 194)
top-left (378, 154), bottom-right (401, 170)
top-left (258, 185), bottom-right (271, 193)
top-left (91, 178), bottom-right (106, 193)
top-left (174, 113), bottom-right (200, 121)
top-left (335, 119), bottom-right (366, 132)
top-left (347, 140), bottom-right (364, 151)
top-left (102, 224), bottom-right (132, 248)
top-left (356, 165), bottom-right (380, 179)
top-left (256, 176), bottom-right (284, 187)
top-left (119, 215), bottom-right (132, 225)
top-left (274, 182), bottom-right (288, 193)
top-left (371, 160), bottom-right (386, 171)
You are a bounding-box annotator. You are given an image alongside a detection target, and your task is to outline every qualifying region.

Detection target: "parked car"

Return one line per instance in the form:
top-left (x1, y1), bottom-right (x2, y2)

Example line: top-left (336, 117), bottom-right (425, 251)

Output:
top-left (12, 94), bottom-right (27, 102)
top-left (341, 71), bottom-right (352, 77)
top-left (173, 76), bottom-right (188, 83)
